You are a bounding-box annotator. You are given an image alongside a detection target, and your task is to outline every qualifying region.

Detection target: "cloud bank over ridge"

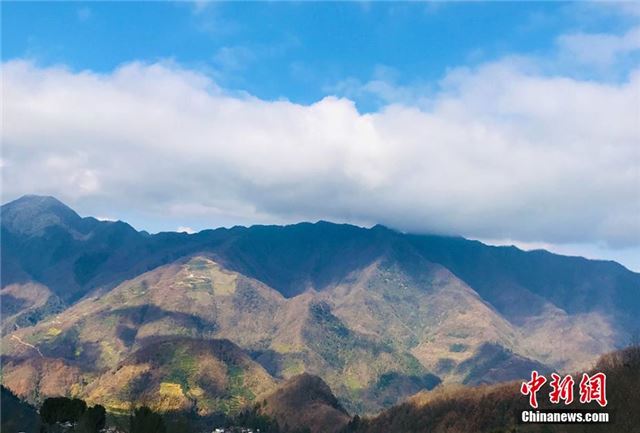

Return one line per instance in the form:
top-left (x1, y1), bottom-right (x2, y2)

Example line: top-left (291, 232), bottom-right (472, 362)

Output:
top-left (2, 53), bottom-right (639, 251)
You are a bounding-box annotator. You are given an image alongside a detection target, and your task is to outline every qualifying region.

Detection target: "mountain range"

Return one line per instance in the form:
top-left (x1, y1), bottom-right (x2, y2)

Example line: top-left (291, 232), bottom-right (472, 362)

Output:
top-left (2, 195), bottom-right (639, 417)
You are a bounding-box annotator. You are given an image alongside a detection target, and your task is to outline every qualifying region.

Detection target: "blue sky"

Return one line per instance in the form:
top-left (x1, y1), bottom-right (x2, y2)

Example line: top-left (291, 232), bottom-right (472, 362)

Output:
top-left (4, 2), bottom-right (637, 109)
top-left (2, 2), bottom-right (639, 270)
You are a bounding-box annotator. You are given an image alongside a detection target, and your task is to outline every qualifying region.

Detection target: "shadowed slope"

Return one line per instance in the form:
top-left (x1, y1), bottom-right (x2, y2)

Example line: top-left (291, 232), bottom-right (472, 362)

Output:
top-left (1, 385), bottom-right (41, 433)
top-left (349, 346), bottom-right (640, 433)
top-left (1, 282), bottom-right (65, 334)
top-left (260, 373), bottom-right (350, 433)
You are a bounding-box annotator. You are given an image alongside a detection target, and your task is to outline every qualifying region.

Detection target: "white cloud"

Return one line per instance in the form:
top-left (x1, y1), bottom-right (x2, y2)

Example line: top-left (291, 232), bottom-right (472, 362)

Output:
top-left (326, 66), bottom-right (434, 109)
top-left (95, 216), bottom-right (113, 222)
top-left (177, 226), bottom-right (196, 234)
top-left (1, 56), bottom-right (639, 250)
top-left (557, 26), bottom-right (640, 68)
top-left (213, 46), bottom-right (256, 71)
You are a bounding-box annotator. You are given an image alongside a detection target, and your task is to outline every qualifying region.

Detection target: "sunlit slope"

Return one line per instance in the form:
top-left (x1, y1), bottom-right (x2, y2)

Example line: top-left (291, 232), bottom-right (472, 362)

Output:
top-left (3, 254), bottom-right (548, 414)
top-left (3, 255), bottom-right (443, 413)
top-left (1, 257), bottom-right (283, 414)
top-left (83, 337), bottom-right (278, 415)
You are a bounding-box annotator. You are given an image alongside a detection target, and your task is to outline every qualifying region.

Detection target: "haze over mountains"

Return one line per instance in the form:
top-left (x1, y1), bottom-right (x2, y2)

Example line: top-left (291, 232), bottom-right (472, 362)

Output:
top-left (1, 195), bottom-right (639, 416)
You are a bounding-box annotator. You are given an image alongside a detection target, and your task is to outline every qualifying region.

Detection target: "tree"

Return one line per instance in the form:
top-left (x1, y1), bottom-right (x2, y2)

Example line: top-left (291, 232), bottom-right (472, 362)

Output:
top-left (130, 406), bottom-right (166, 433)
top-left (1, 386), bottom-right (41, 433)
top-left (76, 405), bottom-right (106, 433)
top-left (340, 415), bottom-right (362, 433)
top-left (40, 397), bottom-right (87, 425)
top-left (226, 408), bottom-right (281, 433)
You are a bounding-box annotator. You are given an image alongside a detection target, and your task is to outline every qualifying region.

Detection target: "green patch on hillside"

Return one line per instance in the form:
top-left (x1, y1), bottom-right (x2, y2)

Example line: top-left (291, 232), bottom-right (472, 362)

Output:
top-left (220, 365), bottom-right (256, 414)
top-left (281, 357), bottom-right (305, 377)
top-left (158, 344), bottom-right (199, 394)
top-left (449, 343), bottom-right (468, 353)
top-left (187, 257), bottom-right (212, 271)
top-left (305, 302), bottom-right (360, 368)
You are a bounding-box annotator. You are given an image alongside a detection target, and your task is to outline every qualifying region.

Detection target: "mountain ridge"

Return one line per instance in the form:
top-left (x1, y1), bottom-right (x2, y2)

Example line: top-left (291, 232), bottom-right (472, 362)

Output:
top-left (1, 194), bottom-right (639, 416)
top-left (3, 195), bottom-right (636, 272)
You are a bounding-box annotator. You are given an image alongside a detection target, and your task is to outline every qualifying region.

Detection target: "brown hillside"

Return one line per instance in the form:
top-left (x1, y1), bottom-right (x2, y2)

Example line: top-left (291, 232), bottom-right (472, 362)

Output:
top-left (351, 345), bottom-right (640, 433)
top-left (83, 337), bottom-right (278, 416)
top-left (260, 373), bottom-right (350, 433)
top-left (1, 282), bottom-right (64, 334)
top-left (0, 250), bottom-right (630, 415)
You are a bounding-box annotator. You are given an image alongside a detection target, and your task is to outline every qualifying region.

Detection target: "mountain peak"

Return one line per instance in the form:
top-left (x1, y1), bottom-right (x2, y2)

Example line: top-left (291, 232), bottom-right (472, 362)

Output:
top-left (1, 195), bottom-right (85, 237)
top-left (4, 194), bottom-right (70, 210)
